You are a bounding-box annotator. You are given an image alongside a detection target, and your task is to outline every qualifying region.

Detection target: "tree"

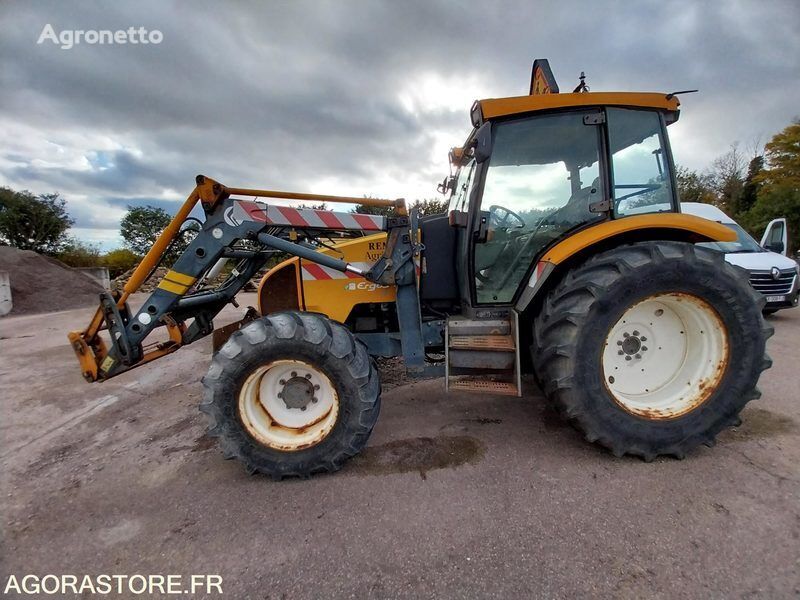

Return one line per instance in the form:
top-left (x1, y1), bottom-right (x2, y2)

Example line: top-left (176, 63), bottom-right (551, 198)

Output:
top-left (413, 198), bottom-right (447, 216)
top-left (743, 121), bottom-right (800, 254)
top-left (120, 205), bottom-right (197, 264)
top-left (739, 155), bottom-right (765, 215)
top-left (354, 200), bottom-right (393, 217)
top-left (0, 187), bottom-right (74, 254)
top-left (755, 120), bottom-right (800, 190)
top-left (708, 144), bottom-right (746, 216)
top-left (120, 205), bottom-right (172, 255)
top-left (675, 166), bottom-right (716, 205)
top-left (354, 198), bottom-right (447, 217)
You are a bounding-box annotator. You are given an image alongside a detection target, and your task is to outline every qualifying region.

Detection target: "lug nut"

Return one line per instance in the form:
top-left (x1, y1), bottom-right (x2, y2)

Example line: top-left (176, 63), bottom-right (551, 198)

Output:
top-left (635, 353), bottom-right (641, 359)
top-left (633, 330), bottom-right (640, 336)
top-left (617, 340), bottom-right (623, 346)
top-left (313, 384), bottom-right (320, 390)
top-left (279, 379), bottom-right (286, 385)
top-left (305, 373), bottom-right (312, 379)
top-left (640, 336), bottom-right (647, 341)
top-left (277, 392), bottom-right (283, 398)
top-left (291, 371), bottom-right (297, 377)
top-left (618, 350), bottom-right (624, 355)
top-left (625, 356), bottom-right (632, 361)
top-left (642, 346), bottom-right (648, 352)
top-left (312, 397), bottom-right (318, 403)
top-left (623, 332), bottom-right (630, 338)
top-left (300, 406), bottom-right (307, 411)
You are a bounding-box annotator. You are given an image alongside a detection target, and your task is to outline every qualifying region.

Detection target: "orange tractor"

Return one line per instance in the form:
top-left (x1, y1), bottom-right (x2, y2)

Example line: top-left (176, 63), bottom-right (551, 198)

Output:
top-left (69, 60), bottom-right (771, 478)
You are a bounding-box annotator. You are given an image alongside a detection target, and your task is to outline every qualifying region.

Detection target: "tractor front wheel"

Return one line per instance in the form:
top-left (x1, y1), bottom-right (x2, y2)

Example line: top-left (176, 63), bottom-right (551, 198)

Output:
top-left (201, 311), bottom-right (380, 478)
top-left (533, 241), bottom-right (773, 460)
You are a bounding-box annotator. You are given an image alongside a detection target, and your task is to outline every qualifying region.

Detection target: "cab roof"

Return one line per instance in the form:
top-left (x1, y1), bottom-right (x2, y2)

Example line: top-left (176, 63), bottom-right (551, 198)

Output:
top-left (475, 91), bottom-right (680, 124)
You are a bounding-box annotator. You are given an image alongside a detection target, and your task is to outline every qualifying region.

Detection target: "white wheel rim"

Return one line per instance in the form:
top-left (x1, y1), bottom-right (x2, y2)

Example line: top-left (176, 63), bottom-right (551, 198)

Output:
top-left (602, 293), bottom-right (728, 420)
top-left (238, 359), bottom-right (338, 451)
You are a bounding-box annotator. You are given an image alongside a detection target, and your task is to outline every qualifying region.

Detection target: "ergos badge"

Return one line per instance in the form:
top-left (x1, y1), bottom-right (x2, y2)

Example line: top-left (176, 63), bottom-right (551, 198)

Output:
top-left (345, 281), bottom-right (388, 292)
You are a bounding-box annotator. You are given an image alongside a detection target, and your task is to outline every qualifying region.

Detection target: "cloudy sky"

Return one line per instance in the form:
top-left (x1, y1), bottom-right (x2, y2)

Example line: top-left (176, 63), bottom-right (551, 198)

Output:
top-left (1, 0), bottom-right (798, 250)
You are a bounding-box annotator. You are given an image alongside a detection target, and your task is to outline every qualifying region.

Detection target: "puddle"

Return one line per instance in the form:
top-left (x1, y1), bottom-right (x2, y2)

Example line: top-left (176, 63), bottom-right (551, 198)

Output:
top-left (726, 408), bottom-right (797, 441)
top-left (346, 435), bottom-right (485, 479)
top-left (162, 433), bottom-right (216, 456)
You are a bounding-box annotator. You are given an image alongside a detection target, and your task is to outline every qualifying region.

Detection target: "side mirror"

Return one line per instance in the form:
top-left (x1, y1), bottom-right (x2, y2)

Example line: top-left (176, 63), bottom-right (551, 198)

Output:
top-left (764, 241), bottom-right (785, 254)
top-left (437, 175), bottom-right (456, 195)
top-left (474, 121), bottom-right (493, 163)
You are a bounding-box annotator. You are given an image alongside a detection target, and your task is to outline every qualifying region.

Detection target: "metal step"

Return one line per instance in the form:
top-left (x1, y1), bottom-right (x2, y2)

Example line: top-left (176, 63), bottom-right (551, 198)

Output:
top-left (445, 312), bottom-right (522, 398)
top-left (448, 349), bottom-right (515, 370)
top-left (447, 318), bottom-right (510, 336)
top-left (450, 334), bottom-right (515, 351)
top-left (448, 377), bottom-right (519, 396)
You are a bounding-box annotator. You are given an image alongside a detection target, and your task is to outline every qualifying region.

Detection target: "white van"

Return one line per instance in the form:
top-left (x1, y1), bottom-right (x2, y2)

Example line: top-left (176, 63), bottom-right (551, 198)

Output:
top-left (681, 202), bottom-right (798, 314)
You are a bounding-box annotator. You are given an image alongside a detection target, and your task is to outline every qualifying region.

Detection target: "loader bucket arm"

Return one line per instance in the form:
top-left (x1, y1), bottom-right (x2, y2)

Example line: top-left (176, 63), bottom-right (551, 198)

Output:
top-left (68, 176), bottom-right (412, 382)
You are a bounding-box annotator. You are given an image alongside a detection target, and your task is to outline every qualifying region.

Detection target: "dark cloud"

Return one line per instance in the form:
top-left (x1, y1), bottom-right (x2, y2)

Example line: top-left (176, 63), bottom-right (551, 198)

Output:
top-left (1, 0), bottom-right (798, 248)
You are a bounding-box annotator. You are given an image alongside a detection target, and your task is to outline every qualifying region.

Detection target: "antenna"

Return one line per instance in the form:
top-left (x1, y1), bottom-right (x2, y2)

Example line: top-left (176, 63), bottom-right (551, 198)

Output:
top-left (573, 71), bottom-right (589, 93)
top-left (665, 89), bottom-right (699, 100)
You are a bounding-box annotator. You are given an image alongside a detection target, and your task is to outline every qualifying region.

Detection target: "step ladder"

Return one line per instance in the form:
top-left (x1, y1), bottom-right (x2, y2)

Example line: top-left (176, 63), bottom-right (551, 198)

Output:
top-left (445, 311), bottom-right (522, 397)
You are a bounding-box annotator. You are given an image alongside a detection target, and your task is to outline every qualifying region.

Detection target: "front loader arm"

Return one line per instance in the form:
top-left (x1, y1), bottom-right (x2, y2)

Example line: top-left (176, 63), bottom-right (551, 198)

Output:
top-left (69, 176), bottom-right (410, 382)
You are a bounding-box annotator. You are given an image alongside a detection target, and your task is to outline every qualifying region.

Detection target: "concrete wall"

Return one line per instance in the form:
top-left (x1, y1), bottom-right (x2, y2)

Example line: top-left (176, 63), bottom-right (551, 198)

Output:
top-left (75, 266), bottom-right (111, 290)
top-left (0, 270), bottom-right (11, 316)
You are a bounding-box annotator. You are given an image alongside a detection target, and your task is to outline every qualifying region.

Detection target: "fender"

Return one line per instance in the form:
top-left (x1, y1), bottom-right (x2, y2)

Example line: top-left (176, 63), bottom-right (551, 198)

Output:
top-left (516, 213), bottom-right (737, 311)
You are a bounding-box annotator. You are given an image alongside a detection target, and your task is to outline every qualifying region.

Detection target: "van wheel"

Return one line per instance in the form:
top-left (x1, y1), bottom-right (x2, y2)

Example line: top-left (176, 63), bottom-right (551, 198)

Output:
top-left (533, 241), bottom-right (773, 460)
top-left (201, 312), bottom-right (380, 479)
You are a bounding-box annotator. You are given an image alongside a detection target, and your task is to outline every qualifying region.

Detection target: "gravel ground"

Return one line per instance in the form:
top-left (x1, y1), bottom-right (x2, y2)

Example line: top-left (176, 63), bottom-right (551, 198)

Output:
top-left (1, 294), bottom-right (798, 598)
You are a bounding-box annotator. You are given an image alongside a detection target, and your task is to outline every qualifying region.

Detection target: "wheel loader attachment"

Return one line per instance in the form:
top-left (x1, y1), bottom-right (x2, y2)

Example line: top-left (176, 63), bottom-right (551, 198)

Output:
top-left (68, 176), bottom-right (416, 382)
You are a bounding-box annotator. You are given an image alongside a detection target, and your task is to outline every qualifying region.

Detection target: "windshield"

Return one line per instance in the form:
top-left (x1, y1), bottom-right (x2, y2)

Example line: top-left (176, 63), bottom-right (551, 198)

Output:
top-left (697, 223), bottom-right (763, 253)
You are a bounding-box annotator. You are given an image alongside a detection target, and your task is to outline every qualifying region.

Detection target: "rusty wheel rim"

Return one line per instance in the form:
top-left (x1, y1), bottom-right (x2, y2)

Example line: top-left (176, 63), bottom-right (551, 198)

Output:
top-left (238, 359), bottom-right (338, 451)
top-left (602, 293), bottom-right (729, 420)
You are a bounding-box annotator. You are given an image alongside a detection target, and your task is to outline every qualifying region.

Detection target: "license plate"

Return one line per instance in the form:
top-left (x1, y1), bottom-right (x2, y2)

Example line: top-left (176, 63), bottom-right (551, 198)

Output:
top-left (766, 295), bottom-right (785, 303)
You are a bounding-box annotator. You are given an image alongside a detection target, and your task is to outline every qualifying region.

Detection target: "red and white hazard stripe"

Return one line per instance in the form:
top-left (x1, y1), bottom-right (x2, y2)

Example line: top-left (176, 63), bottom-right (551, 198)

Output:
top-left (301, 261), bottom-right (373, 281)
top-left (233, 200), bottom-right (385, 231)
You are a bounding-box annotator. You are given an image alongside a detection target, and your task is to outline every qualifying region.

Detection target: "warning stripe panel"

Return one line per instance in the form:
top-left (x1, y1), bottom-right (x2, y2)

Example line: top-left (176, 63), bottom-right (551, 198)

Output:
top-left (301, 261), bottom-right (370, 281)
top-left (232, 200), bottom-right (386, 231)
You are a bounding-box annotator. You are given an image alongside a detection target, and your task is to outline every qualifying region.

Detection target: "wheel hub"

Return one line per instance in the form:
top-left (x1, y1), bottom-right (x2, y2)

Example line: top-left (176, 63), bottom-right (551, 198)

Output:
top-left (238, 360), bottom-right (339, 451)
top-left (279, 373), bottom-right (319, 411)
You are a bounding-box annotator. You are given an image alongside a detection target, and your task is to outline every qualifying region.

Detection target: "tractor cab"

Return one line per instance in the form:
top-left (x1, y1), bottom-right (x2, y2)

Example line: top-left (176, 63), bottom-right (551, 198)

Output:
top-left (429, 63), bottom-right (682, 312)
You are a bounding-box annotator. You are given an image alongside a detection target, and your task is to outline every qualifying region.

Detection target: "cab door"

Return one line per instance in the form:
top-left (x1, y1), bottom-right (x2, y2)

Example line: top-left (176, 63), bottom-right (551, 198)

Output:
top-left (760, 218), bottom-right (788, 256)
top-left (470, 110), bottom-right (605, 304)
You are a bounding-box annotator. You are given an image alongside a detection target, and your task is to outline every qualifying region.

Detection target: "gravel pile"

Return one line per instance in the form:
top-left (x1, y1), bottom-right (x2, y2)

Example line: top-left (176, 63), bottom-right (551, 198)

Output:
top-left (0, 246), bottom-right (103, 315)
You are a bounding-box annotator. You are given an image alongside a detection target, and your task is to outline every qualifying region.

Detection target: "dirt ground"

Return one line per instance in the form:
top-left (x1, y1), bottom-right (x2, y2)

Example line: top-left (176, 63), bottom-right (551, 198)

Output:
top-left (1, 295), bottom-right (798, 598)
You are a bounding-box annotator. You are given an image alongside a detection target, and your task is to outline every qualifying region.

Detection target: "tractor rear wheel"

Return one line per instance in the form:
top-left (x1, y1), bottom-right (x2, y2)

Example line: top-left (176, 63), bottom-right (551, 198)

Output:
top-left (533, 241), bottom-right (773, 460)
top-left (201, 311), bottom-right (380, 478)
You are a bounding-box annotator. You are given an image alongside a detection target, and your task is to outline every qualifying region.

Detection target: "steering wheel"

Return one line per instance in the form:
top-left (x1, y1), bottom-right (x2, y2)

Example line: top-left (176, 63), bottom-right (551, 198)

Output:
top-left (474, 207), bottom-right (529, 285)
top-left (489, 205), bottom-right (525, 230)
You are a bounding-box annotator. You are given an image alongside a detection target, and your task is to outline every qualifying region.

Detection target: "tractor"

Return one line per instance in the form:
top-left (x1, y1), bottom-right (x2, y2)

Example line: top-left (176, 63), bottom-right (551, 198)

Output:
top-left (69, 60), bottom-right (772, 478)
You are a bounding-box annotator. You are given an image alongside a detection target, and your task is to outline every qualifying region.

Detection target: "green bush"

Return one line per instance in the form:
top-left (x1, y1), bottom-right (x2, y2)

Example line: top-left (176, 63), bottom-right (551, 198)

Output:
top-left (56, 238), bottom-right (101, 267)
top-left (103, 248), bottom-right (141, 278)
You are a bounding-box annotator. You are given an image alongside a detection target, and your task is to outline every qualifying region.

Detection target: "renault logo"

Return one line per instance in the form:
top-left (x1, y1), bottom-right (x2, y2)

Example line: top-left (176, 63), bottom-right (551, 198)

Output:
top-left (771, 266), bottom-right (781, 280)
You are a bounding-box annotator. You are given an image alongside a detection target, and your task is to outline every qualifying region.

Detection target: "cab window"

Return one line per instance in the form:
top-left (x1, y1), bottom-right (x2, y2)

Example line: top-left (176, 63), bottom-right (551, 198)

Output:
top-left (448, 159), bottom-right (476, 214)
top-left (608, 108), bottom-right (673, 215)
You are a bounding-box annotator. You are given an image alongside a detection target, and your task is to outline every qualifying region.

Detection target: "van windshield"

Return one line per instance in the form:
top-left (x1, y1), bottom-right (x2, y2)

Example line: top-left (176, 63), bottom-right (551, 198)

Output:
top-left (697, 223), bottom-right (763, 253)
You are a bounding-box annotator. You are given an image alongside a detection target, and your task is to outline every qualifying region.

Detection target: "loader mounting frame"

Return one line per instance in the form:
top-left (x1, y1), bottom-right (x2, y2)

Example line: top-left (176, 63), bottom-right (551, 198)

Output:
top-left (68, 176), bottom-right (430, 382)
